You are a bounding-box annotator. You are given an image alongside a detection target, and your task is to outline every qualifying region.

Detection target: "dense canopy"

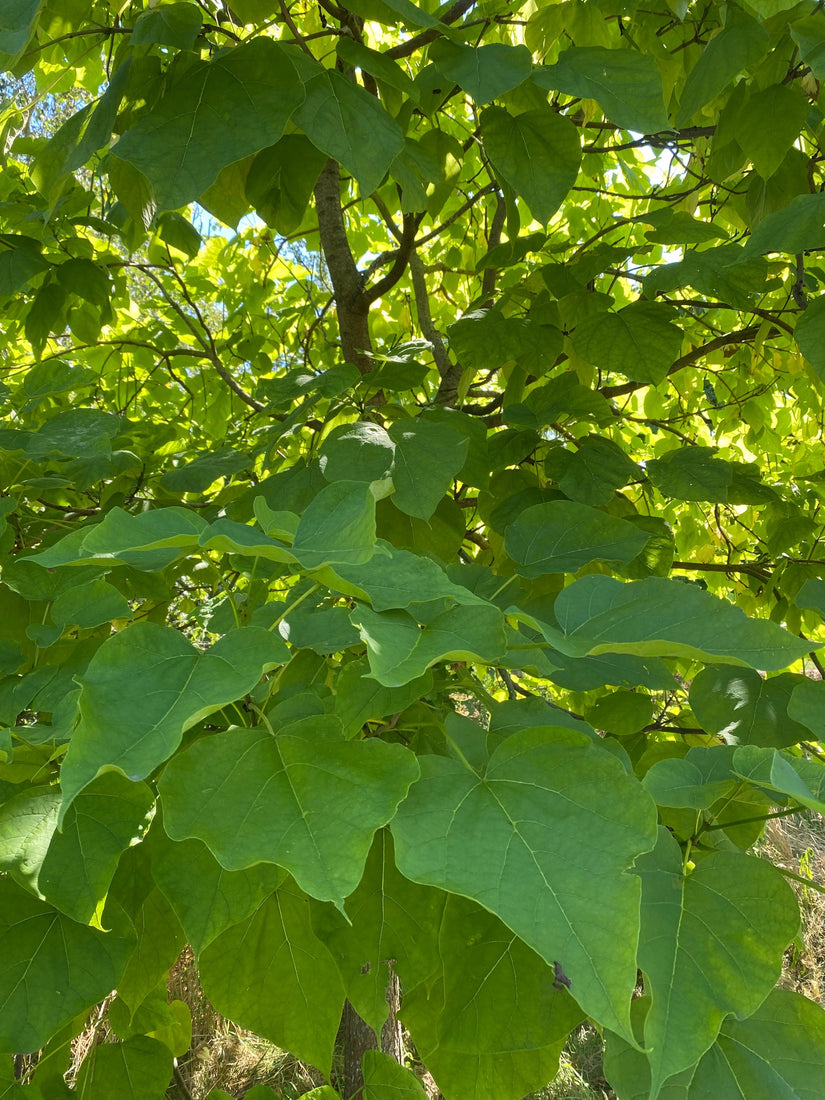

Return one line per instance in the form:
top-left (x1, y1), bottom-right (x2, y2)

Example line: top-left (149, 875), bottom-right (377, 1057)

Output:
top-left (2, 0), bottom-right (825, 1097)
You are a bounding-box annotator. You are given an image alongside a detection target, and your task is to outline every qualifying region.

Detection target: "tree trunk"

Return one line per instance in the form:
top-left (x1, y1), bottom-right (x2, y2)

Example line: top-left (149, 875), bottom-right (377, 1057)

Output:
top-left (339, 968), bottom-right (403, 1098)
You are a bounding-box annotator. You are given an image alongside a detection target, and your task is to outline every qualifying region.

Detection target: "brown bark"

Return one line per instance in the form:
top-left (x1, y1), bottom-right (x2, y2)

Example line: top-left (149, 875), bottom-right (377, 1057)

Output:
top-left (339, 968), bottom-right (403, 1098)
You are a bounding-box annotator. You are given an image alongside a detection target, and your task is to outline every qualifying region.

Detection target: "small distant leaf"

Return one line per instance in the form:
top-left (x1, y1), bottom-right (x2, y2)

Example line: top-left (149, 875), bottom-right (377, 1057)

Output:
top-left (571, 303), bottom-right (683, 385)
top-left (480, 106), bottom-right (581, 224)
top-left (428, 41), bottom-right (532, 105)
top-left (535, 47), bottom-right (668, 133)
top-left (505, 500), bottom-right (650, 577)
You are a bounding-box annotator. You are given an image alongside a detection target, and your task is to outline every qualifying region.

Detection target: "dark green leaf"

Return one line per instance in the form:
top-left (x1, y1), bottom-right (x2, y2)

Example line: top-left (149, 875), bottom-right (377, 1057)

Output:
top-left (690, 667), bottom-right (810, 748)
top-left (428, 41), bottom-right (532, 105)
top-left (571, 302), bottom-right (683, 385)
top-left (505, 500), bottom-right (650, 576)
top-left (130, 2), bottom-right (204, 48)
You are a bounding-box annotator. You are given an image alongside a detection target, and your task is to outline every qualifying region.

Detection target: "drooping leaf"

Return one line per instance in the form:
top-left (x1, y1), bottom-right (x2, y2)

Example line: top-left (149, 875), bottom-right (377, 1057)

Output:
top-left (387, 417), bottom-right (468, 520)
top-left (75, 1035), bottom-right (172, 1099)
top-left (391, 727), bottom-right (658, 1041)
top-left (0, 878), bottom-right (130, 1053)
top-left (571, 302), bottom-right (683, 385)
top-left (0, 0), bottom-right (41, 56)
top-left (428, 41), bottom-right (532, 105)
top-left (199, 884), bottom-right (345, 1075)
top-left (362, 1051), bottom-right (427, 1099)
top-left (794, 295), bottom-right (825, 381)
top-left (292, 481), bottom-right (378, 568)
top-left (744, 192), bottom-right (825, 256)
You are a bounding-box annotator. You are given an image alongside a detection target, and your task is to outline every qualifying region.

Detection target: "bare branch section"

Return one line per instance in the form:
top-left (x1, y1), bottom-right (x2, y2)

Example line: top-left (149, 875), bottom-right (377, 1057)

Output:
top-left (383, 0), bottom-right (479, 59)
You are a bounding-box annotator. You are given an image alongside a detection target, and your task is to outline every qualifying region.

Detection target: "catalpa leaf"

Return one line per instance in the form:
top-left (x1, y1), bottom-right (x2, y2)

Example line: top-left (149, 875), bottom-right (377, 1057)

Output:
top-left (60, 623), bottom-right (288, 814)
top-left (428, 41), bottom-right (532, 105)
top-left (292, 480), bottom-right (378, 568)
top-left (113, 39), bottom-right (305, 210)
top-left (401, 893), bottom-right (585, 1100)
top-left (199, 884), bottom-right (345, 1076)
top-left (731, 745), bottom-right (825, 812)
top-left (550, 575), bottom-right (812, 669)
top-left (604, 989), bottom-right (825, 1100)
top-left (159, 723), bottom-right (419, 905)
top-left (642, 746), bottom-right (738, 810)
top-left (505, 500), bottom-right (650, 577)
top-left (636, 828), bottom-right (799, 1095)
top-left (329, 541), bottom-right (485, 611)
top-left (75, 1035), bottom-right (172, 1099)
top-left (0, 877), bottom-right (131, 1053)
top-left (391, 727), bottom-right (658, 1042)
top-left (690, 666), bottom-right (810, 748)
top-left (387, 418), bottom-right (468, 520)
top-left (535, 47), bottom-right (668, 134)
top-left (150, 832), bottom-right (283, 954)
top-left (571, 302), bottom-right (683, 385)
top-left (480, 106), bottom-right (581, 223)
top-left (351, 602), bottom-right (506, 687)
top-left (363, 1051), bottom-right (427, 1099)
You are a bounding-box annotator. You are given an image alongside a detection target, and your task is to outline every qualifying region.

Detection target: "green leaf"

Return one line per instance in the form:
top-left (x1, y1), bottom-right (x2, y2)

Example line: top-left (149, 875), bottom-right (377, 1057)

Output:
top-left (0, 236), bottom-right (48, 295)
top-left (505, 500), bottom-right (651, 577)
top-left (51, 578), bottom-right (131, 629)
top-left (535, 47), bottom-right (668, 133)
top-left (400, 894), bottom-right (585, 1100)
top-left (604, 989), bottom-right (825, 1099)
top-left (113, 39), bottom-right (305, 210)
top-left (794, 295), bottom-right (825, 382)
top-left (480, 106), bottom-right (581, 223)
top-left (551, 575), bottom-right (812, 669)
top-left (329, 541), bottom-right (485, 611)
top-left (571, 302), bottom-right (683, 385)
top-left (586, 689), bottom-right (654, 737)
top-left (674, 10), bottom-right (770, 127)
top-left (641, 746), bottom-right (738, 810)
top-left (0, 878), bottom-right (130, 1053)
top-left (130, 2), bottom-right (204, 48)
top-left (428, 41), bottom-right (532, 105)
top-left (0, 0), bottom-right (40, 56)
top-left (294, 69), bottom-right (404, 194)
top-left (337, 38), bottom-right (418, 99)
top-left (547, 435), bottom-right (640, 507)
top-left (0, 785), bottom-right (59, 892)
top-left (387, 418), bottom-right (468, 520)
top-left (292, 481), bottom-right (377, 568)
top-left (391, 727), bottom-right (658, 1041)
top-left (731, 746), bottom-right (825, 813)
top-left (199, 884), bottom-right (345, 1075)
top-left (319, 422), bottom-right (395, 484)
top-left (39, 772), bottom-right (154, 925)
top-left (735, 84), bottom-right (809, 180)
top-left (351, 601), bottom-right (506, 687)
top-left (75, 1035), bottom-right (172, 1099)
top-left (788, 677), bottom-right (825, 740)
top-left (159, 723), bottom-right (419, 904)
top-left (245, 135), bottom-right (327, 235)
top-left (790, 13), bottom-right (825, 79)
top-left (744, 192), bottom-right (825, 256)
top-left (160, 448), bottom-right (248, 492)
top-left (60, 623), bottom-right (287, 812)
top-left (333, 658), bottom-right (433, 738)
top-left (363, 1051), bottom-right (427, 1099)
top-left (150, 832), bottom-right (282, 954)
top-left (635, 828), bottom-right (799, 1094)
top-left (689, 667), bottom-right (810, 748)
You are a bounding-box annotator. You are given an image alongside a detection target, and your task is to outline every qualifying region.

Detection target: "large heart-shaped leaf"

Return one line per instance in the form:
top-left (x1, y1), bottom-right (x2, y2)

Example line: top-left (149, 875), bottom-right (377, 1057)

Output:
top-left (391, 727), bottom-right (658, 1041)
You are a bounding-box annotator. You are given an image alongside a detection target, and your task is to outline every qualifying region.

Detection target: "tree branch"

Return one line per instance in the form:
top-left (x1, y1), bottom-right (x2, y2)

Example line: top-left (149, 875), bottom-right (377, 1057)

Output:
top-left (384, 0), bottom-right (479, 59)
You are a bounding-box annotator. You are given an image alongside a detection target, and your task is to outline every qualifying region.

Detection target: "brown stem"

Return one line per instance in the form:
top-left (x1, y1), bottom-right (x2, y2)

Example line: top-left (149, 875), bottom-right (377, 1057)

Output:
top-left (384, 0), bottom-right (478, 59)
top-left (313, 159), bottom-right (373, 373)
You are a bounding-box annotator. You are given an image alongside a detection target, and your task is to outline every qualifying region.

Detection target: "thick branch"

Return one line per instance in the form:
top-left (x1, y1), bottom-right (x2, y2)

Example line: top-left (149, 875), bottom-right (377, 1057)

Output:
top-left (384, 0), bottom-right (478, 59)
top-left (409, 252), bottom-right (460, 404)
top-left (364, 212), bottom-right (422, 304)
top-left (600, 325), bottom-right (763, 398)
top-left (313, 159), bottom-right (373, 372)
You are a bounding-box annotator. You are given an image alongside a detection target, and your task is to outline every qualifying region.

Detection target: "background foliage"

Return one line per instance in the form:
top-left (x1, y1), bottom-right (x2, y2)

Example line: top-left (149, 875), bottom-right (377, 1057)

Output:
top-left (2, 0), bottom-right (825, 1096)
